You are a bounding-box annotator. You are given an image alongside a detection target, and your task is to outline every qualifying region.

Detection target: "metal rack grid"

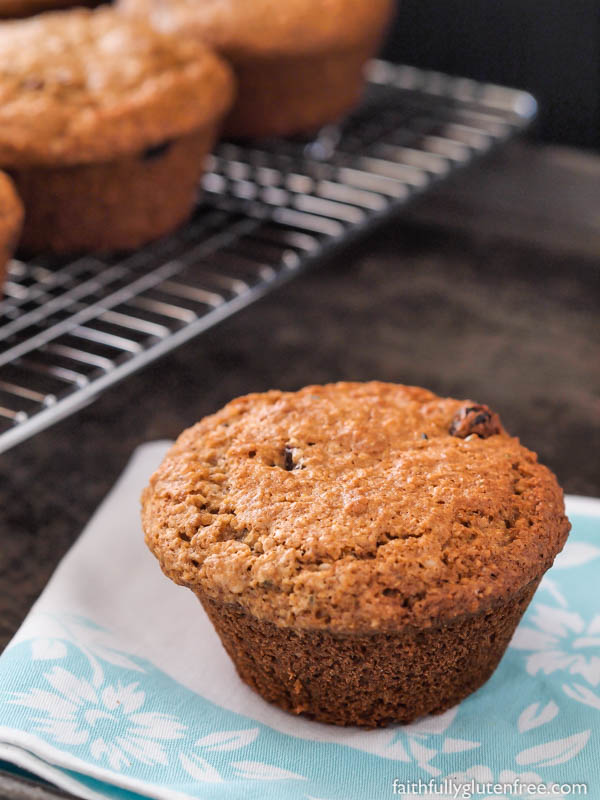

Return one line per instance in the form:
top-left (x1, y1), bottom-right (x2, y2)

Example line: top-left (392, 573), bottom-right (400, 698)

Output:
top-left (0, 61), bottom-right (536, 455)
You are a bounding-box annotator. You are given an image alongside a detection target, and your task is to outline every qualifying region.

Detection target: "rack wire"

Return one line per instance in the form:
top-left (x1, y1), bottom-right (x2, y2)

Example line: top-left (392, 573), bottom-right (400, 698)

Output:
top-left (0, 61), bottom-right (536, 454)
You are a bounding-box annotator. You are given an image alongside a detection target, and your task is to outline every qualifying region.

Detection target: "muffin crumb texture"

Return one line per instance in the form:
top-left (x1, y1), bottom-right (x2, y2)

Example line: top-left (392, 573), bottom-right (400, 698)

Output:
top-left (142, 382), bottom-right (570, 634)
top-left (201, 579), bottom-right (540, 726)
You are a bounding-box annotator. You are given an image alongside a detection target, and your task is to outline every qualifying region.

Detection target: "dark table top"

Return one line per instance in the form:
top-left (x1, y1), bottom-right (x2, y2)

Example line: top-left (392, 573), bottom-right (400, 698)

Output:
top-left (1, 141), bottom-right (599, 653)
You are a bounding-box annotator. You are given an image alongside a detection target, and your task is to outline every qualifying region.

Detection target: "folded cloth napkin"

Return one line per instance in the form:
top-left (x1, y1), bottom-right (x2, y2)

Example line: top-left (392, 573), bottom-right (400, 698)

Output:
top-left (0, 442), bottom-right (599, 800)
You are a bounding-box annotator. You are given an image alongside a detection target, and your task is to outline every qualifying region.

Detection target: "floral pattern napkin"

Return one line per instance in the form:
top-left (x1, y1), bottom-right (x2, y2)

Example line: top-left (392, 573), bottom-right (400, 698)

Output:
top-left (0, 441), bottom-right (598, 800)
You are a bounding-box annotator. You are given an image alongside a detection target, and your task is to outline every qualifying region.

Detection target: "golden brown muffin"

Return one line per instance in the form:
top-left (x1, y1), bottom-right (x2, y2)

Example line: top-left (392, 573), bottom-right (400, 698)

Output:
top-left (0, 8), bottom-right (234, 253)
top-left (0, 171), bottom-right (24, 293)
top-left (118, 0), bottom-right (394, 138)
top-left (142, 382), bottom-right (570, 727)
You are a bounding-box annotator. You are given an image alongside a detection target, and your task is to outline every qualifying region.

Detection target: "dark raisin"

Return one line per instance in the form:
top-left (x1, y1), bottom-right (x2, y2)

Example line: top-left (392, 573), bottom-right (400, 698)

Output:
top-left (449, 403), bottom-right (502, 439)
top-left (141, 140), bottom-right (173, 162)
top-left (22, 76), bottom-right (45, 90)
top-left (283, 446), bottom-right (295, 471)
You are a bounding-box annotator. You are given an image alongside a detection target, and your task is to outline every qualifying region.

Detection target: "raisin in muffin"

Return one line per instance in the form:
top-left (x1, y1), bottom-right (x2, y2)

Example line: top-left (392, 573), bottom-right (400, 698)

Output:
top-left (0, 171), bottom-right (24, 294)
top-left (0, 8), bottom-right (234, 253)
top-left (141, 382), bottom-right (570, 727)
top-left (118, 0), bottom-right (394, 138)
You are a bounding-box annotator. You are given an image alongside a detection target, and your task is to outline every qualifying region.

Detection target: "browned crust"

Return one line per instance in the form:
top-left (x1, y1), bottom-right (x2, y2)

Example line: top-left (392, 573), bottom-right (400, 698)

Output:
top-left (200, 578), bottom-right (541, 726)
top-left (0, 8), bottom-right (234, 167)
top-left (118, 0), bottom-right (394, 59)
top-left (0, 171), bottom-right (24, 287)
top-left (11, 126), bottom-right (216, 254)
top-left (142, 382), bottom-right (570, 633)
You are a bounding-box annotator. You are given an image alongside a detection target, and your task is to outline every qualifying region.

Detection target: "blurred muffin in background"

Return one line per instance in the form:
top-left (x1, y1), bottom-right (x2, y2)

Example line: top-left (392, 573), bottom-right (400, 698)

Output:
top-left (0, 8), bottom-right (234, 254)
top-left (118, 0), bottom-right (394, 138)
top-left (0, 172), bottom-right (23, 295)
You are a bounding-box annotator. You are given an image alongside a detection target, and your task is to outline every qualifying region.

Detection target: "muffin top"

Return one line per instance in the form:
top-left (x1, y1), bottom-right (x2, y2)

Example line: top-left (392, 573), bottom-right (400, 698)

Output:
top-left (0, 8), bottom-right (234, 167)
top-left (119, 0), bottom-right (394, 58)
top-left (142, 382), bottom-right (570, 633)
top-left (0, 171), bottom-right (23, 258)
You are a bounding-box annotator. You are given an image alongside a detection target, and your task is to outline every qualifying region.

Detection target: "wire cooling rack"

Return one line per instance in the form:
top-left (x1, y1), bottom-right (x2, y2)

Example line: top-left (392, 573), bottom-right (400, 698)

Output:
top-left (0, 61), bottom-right (536, 455)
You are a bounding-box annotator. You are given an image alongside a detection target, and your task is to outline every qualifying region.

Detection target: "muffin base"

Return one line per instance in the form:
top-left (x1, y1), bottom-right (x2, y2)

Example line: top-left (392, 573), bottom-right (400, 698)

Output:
top-left (10, 125), bottom-right (217, 255)
top-left (200, 579), bottom-right (540, 727)
top-left (223, 43), bottom-right (376, 139)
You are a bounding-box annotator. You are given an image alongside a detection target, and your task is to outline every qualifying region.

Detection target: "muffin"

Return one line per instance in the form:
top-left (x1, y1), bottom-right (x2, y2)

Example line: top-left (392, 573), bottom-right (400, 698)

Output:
top-left (118, 0), bottom-right (394, 138)
top-left (0, 8), bottom-right (234, 254)
top-left (0, 171), bottom-right (24, 293)
top-left (142, 382), bottom-right (570, 727)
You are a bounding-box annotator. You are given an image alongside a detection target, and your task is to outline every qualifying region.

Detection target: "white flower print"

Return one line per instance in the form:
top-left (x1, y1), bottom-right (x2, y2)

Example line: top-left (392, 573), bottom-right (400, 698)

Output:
top-left (178, 728), bottom-right (260, 783)
top-left (26, 614), bottom-right (145, 678)
top-left (515, 731), bottom-right (590, 768)
top-left (562, 683), bottom-right (600, 712)
top-left (31, 639), bottom-right (68, 661)
top-left (11, 666), bottom-right (185, 771)
top-left (552, 540), bottom-right (600, 569)
top-left (511, 604), bottom-right (600, 686)
top-left (230, 761), bottom-right (306, 781)
top-left (517, 701), bottom-right (559, 733)
top-left (382, 706), bottom-right (480, 776)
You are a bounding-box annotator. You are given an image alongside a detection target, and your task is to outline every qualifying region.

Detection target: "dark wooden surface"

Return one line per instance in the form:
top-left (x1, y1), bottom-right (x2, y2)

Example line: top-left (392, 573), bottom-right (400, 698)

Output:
top-left (1, 141), bottom-right (599, 654)
top-left (384, 0), bottom-right (600, 150)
